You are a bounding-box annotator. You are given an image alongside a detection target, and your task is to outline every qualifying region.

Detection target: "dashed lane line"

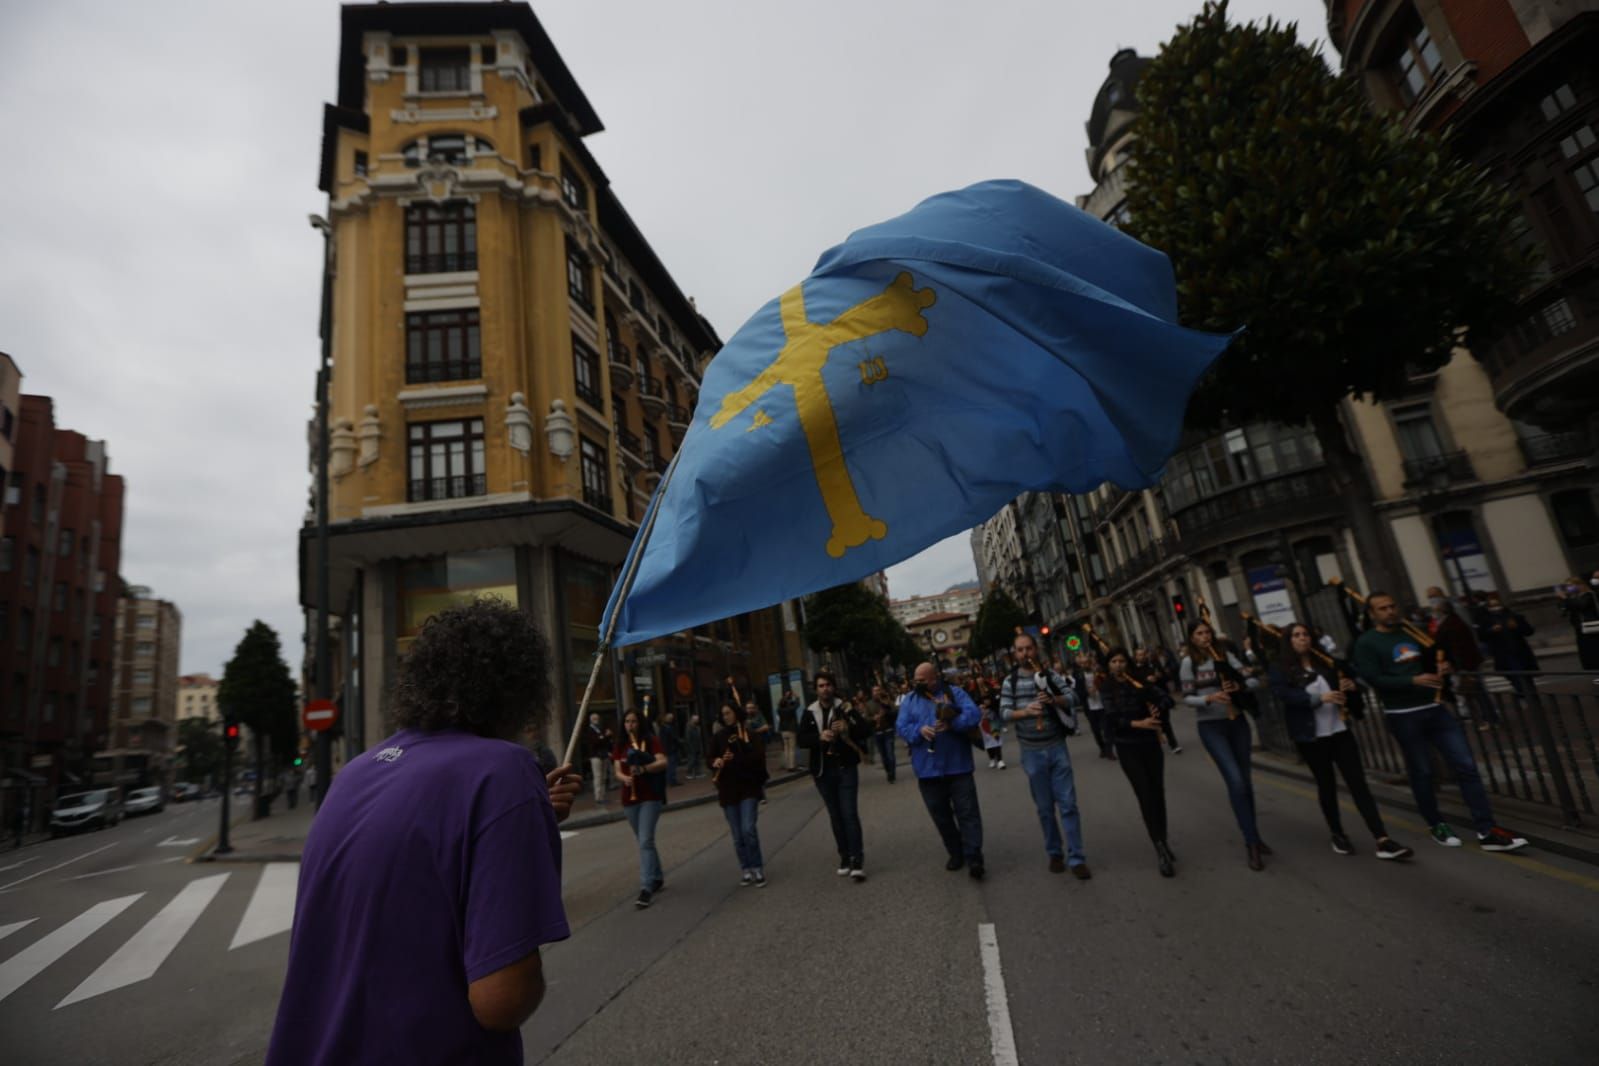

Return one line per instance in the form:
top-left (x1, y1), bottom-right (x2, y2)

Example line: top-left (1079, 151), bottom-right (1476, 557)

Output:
top-left (978, 923), bottom-right (1019, 1066)
top-left (0, 842), bottom-right (119, 894)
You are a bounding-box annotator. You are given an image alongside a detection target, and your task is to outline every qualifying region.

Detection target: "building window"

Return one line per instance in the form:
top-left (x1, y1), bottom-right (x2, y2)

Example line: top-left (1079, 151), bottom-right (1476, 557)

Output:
top-left (405, 308), bottom-right (481, 384)
top-left (88, 660), bottom-right (98, 684)
top-left (136, 641), bottom-right (155, 657)
top-left (353, 150), bottom-right (368, 177)
top-left (391, 45), bottom-right (408, 67)
top-left (57, 528), bottom-right (72, 557)
top-left (1542, 299), bottom-right (1577, 335)
top-left (566, 238), bottom-right (593, 311)
top-left (135, 668), bottom-right (153, 686)
top-left (1559, 124), bottom-right (1596, 161)
top-left (3, 470), bottom-right (19, 507)
top-left (23, 546), bottom-right (38, 588)
top-left (1552, 489), bottom-right (1599, 549)
top-left (407, 418), bottom-right (487, 502)
top-left (53, 582), bottom-right (66, 612)
top-left (31, 484), bottom-right (44, 524)
top-left (0, 536), bottom-right (11, 572)
top-left (1389, 14), bottom-right (1442, 105)
top-left (419, 47), bottom-right (471, 92)
top-left (133, 696), bottom-right (153, 715)
top-left (1539, 84), bottom-right (1577, 121)
top-left (91, 614), bottom-right (101, 640)
top-left (1571, 158), bottom-right (1599, 215)
top-left (18, 609), bottom-right (31, 652)
top-left (579, 436), bottom-right (610, 512)
top-left (1391, 404), bottom-right (1445, 461)
top-left (572, 335), bottom-right (602, 409)
top-left (48, 637), bottom-right (62, 667)
top-left (560, 158), bottom-right (587, 212)
top-left (401, 134), bottom-right (492, 167)
top-left (397, 548), bottom-right (517, 638)
top-left (527, 143), bottom-right (542, 170)
top-left (136, 614), bottom-right (155, 629)
top-left (95, 569), bottom-right (105, 592)
top-left (405, 202), bottom-right (477, 275)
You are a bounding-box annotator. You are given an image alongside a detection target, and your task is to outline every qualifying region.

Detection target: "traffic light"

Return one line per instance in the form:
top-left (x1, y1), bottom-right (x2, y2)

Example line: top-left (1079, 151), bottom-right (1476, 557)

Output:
top-left (1064, 633), bottom-right (1083, 652)
top-left (1039, 625), bottom-right (1051, 638)
top-left (293, 755), bottom-right (303, 768)
top-left (224, 722), bottom-right (241, 752)
top-left (1172, 595), bottom-right (1187, 620)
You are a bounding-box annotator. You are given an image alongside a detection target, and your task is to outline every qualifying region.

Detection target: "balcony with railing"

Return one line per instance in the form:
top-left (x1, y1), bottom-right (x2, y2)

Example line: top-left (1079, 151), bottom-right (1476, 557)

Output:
top-left (582, 485), bottom-right (613, 513)
top-left (1401, 451), bottom-right (1476, 492)
top-left (638, 376), bottom-right (667, 418)
top-left (666, 404), bottom-right (690, 440)
top-left (608, 342), bottom-right (634, 389)
top-left (407, 473), bottom-right (487, 503)
top-left (1480, 262), bottom-right (1599, 432)
top-left (1172, 468), bottom-right (1340, 558)
top-left (1518, 430), bottom-right (1592, 467)
top-left (616, 426), bottom-right (642, 460)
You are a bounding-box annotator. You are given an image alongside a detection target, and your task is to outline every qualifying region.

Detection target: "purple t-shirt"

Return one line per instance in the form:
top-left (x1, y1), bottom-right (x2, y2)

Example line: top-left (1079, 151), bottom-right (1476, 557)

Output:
top-left (266, 729), bottom-right (569, 1066)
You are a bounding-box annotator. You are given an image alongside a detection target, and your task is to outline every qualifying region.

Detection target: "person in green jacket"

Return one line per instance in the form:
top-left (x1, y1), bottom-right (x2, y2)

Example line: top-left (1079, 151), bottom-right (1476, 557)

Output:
top-left (1351, 592), bottom-right (1527, 853)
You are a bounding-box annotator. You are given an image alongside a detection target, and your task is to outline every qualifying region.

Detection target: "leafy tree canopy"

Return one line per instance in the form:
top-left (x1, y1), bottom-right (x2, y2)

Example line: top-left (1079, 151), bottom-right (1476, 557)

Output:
top-left (969, 587), bottom-right (1027, 660)
top-left (218, 621), bottom-right (298, 770)
top-left (804, 583), bottom-right (922, 669)
top-left (1125, 1), bottom-right (1526, 431)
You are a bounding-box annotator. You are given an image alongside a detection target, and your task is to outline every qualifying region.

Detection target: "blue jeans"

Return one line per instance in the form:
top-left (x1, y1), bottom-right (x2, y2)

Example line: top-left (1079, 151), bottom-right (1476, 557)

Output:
top-left (814, 765), bottom-right (864, 865)
top-left (875, 732), bottom-right (898, 781)
top-left (722, 797), bottom-right (763, 870)
top-left (624, 800), bottom-right (663, 890)
top-left (1019, 742), bottom-right (1086, 866)
top-left (667, 751), bottom-right (680, 786)
top-left (1384, 704), bottom-right (1495, 833)
top-left (1197, 717), bottom-right (1260, 845)
top-left (917, 772), bottom-right (984, 862)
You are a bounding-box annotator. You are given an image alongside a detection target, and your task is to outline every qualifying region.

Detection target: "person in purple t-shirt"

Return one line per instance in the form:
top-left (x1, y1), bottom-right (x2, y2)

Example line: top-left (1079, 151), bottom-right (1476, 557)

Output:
top-left (266, 600), bottom-right (583, 1066)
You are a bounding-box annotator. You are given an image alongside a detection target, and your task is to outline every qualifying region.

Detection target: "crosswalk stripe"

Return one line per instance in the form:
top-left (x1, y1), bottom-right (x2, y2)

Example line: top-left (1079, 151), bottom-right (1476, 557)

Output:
top-left (229, 863), bottom-right (299, 951)
top-left (56, 874), bottom-right (228, 1009)
top-left (0, 919), bottom-right (38, 942)
top-left (0, 894), bottom-right (143, 1004)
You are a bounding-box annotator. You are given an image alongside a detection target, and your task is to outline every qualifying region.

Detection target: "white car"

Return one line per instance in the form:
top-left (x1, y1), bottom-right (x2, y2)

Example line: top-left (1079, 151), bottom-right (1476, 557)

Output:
top-left (49, 790), bottom-right (124, 836)
top-left (125, 786), bottom-right (166, 816)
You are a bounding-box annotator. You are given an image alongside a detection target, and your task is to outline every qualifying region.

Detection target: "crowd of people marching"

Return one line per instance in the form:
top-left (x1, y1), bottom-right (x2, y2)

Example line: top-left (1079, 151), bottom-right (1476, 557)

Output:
top-left (571, 584), bottom-right (1560, 908)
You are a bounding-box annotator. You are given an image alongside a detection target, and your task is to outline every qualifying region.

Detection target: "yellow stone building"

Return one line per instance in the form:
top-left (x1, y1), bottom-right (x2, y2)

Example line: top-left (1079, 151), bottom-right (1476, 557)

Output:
top-left (305, 2), bottom-right (805, 754)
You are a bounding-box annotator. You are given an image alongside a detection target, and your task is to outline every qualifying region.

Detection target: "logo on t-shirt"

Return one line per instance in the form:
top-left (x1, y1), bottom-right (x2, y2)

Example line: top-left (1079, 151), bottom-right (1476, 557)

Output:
top-left (373, 746), bottom-right (404, 763)
top-left (1392, 643), bottom-right (1423, 665)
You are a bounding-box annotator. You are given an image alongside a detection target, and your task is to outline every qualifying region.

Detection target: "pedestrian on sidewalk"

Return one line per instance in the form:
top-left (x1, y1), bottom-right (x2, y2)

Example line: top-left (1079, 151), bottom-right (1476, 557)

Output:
top-left (979, 698), bottom-right (1005, 770)
top-left (614, 709), bottom-right (669, 909)
top-left (711, 703), bottom-right (770, 887)
top-left (1556, 572), bottom-right (1599, 673)
top-left (1352, 591), bottom-right (1528, 854)
top-left (1181, 621), bottom-right (1272, 871)
top-left (660, 711), bottom-right (684, 786)
top-left (897, 661), bottom-right (987, 879)
top-left (1000, 633), bottom-right (1089, 879)
top-left (1425, 586), bottom-right (1497, 729)
top-left (1102, 647), bottom-right (1178, 877)
top-left (1134, 646), bottom-right (1181, 753)
top-left (798, 672), bottom-right (870, 881)
top-left (266, 599), bottom-right (582, 1066)
top-left (684, 714), bottom-right (705, 779)
top-left (1476, 592), bottom-right (1540, 700)
top-left (777, 689), bottom-right (801, 770)
top-left (584, 712), bottom-right (614, 805)
top-left (1269, 623), bottom-right (1413, 861)
top-left (869, 683), bottom-right (899, 782)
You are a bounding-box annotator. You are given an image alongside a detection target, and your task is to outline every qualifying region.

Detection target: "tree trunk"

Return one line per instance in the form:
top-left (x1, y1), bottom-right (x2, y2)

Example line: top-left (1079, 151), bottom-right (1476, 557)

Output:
top-left (1309, 404), bottom-right (1404, 600)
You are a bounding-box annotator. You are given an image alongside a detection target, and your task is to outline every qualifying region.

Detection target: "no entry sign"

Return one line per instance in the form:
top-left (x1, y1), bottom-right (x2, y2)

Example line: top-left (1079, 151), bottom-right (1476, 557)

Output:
top-left (303, 698), bottom-right (338, 733)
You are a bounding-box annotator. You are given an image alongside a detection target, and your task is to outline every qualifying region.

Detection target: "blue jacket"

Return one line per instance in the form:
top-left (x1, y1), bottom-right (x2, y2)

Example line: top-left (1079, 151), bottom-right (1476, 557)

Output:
top-left (896, 683), bottom-right (981, 779)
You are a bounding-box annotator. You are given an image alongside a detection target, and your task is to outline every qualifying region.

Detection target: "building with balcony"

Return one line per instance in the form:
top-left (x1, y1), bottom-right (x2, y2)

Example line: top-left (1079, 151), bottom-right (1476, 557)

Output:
top-left (0, 391), bottom-right (125, 831)
top-left (305, 3), bottom-right (802, 754)
top-left (178, 673), bottom-right (221, 724)
top-left (889, 584), bottom-right (981, 628)
top-left (1329, 0), bottom-right (1599, 594)
top-left (108, 587), bottom-right (181, 790)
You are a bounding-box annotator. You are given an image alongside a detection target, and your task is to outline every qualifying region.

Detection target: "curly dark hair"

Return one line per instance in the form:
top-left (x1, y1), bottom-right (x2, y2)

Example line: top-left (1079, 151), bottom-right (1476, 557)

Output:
top-left (391, 599), bottom-right (553, 738)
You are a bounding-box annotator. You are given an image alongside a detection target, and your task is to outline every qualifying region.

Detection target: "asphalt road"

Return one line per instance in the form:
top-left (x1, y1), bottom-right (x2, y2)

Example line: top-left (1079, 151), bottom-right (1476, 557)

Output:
top-left (4, 725), bottom-right (1598, 1065)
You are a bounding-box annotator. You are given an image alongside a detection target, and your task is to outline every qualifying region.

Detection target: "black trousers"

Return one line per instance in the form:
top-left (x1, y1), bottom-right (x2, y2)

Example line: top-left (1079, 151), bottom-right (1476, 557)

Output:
top-left (1115, 742), bottom-right (1167, 843)
top-left (916, 772), bottom-right (984, 862)
top-left (1295, 730), bottom-right (1386, 839)
top-left (1084, 708), bottom-right (1111, 754)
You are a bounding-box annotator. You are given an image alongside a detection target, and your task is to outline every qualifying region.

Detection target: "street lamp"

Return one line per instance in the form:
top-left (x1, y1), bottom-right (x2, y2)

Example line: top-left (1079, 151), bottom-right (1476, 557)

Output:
top-left (309, 213), bottom-right (334, 806)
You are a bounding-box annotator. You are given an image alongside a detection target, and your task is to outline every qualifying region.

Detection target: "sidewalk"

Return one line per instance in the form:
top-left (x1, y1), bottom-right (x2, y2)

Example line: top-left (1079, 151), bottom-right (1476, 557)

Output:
top-left (1252, 748), bottom-right (1599, 866)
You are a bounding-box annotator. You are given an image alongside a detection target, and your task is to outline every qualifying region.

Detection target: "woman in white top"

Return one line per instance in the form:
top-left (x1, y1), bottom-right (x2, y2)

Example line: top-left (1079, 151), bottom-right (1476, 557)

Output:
top-left (1267, 623), bottom-right (1413, 861)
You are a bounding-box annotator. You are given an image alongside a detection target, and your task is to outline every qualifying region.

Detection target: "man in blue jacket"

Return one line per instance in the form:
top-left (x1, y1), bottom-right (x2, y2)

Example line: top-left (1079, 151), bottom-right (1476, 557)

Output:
top-left (897, 661), bottom-right (987, 878)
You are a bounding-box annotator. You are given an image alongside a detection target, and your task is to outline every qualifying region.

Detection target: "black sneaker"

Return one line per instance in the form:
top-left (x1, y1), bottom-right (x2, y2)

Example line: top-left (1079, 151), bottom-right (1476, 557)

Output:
top-left (1478, 827), bottom-right (1529, 853)
top-left (1375, 838), bottom-right (1414, 861)
top-left (850, 865), bottom-right (866, 882)
top-left (634, 889), bottom-right (653, 909)
top-left (1330, 833), bottom-right (1354, 855)
top-left (740, 871), bottom-right (754, 887)
top-left (753, 869), bottom-right (767, 887)
top-left (968, 862), bottom-right (986, 881)
top-left (945, 855), bottom-right (964, 872)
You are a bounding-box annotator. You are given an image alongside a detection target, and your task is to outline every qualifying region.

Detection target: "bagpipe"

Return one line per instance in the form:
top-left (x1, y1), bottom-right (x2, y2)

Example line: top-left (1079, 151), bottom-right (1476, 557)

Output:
top-left (1239, 610), bottom-right (1365, 721)
top-left (1329, 577), bottom-right (1454, 707)
top-left (1196, 597), bottom-right (1258, 721)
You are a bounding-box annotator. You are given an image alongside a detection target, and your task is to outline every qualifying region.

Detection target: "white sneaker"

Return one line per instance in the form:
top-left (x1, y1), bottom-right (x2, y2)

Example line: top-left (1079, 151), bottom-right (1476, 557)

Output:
top-left (850, 866), bottom-right (866, 882)
top-left (997, 760), bottom-right (1006, 770)
top-left (740, 871), bottom-right (754, 887)
top-left (836, 863), bottom-right (850, 876)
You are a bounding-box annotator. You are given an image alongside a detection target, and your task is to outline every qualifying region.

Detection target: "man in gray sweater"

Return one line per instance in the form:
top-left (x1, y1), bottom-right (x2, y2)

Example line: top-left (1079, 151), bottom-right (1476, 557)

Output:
top-left (1000, 633), bottom-right (1090, 879)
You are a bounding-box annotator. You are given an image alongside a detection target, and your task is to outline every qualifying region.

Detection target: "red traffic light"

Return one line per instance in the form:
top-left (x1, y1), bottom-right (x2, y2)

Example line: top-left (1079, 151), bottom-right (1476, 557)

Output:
top-left (1039, 625), bottom-right (1051, 637)
top-left (225, 724), bottom-right (240, 739)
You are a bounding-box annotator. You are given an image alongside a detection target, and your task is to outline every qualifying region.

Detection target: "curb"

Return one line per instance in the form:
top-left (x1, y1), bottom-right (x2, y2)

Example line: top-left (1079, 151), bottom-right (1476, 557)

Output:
top-left (191, 806), bottom-right (288, 864)
top-left (1251, 755), bottom-right (1599, 868)
top-left (562, 769), bottom-right (810, 831)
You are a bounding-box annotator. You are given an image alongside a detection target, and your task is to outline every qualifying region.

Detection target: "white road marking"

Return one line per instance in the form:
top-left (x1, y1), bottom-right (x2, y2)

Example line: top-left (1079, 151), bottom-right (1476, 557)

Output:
top-left (57, 874), bottom-right (230, 1008)
top-left (560, 831), bottom-right (579, 840)
top-left (0, 856), bottom-right (39, 874)
top-left (978, 923), bottom-right (1019, 1066)
top-left (65, 865), bottom-right (138, 882)
top-left (229, 863), bottom-right (299, 950)
top-left (157, 836), bottom-right (199, 848)
top-left (0, 919), bottom-right (37, 942)
top-left (0, 842), bottom-right (118, 893)
top-left (0, 894), bottom-right (143, 1004)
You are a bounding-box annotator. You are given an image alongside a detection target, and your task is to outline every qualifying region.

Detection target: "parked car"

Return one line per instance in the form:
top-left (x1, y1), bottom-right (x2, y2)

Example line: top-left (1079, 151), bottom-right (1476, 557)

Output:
top-left (125, 786), bottom-right (166, 816)
top-left (169, 782), bottom-right (202, 803)
top-left (49, 789), bottom-right (124, 836)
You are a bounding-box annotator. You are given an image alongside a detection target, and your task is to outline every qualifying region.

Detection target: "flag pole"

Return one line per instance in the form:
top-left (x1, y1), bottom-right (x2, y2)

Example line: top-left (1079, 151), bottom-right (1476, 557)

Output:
top-left (561, 451), bottom-right (682, 769)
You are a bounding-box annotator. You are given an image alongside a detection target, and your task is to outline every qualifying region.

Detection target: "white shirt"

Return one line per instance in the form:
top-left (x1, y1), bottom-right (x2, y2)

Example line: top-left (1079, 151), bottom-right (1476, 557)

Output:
top-left (1304, 674), bottom-right (1347, 738)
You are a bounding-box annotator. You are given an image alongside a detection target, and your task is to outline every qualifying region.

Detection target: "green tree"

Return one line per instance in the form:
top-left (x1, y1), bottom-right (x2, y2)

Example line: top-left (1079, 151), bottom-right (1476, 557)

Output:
top-left (803, 583), bottom-right (921, 678)
top-left (969, 587), bottom-right (1027, 660)
top-left (218, 621), bottom-right (298, 815)
top-left (1125, 1), bottom-right (1527, 592)
top-left (176, 716), bottom-right (223, 787)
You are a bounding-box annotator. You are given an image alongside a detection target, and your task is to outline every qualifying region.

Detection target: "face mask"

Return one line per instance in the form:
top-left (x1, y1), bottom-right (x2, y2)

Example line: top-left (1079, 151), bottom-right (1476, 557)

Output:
top-left (1428, 596), bottom-right (1447, 609)
top-left (1591, 578), bottom-right (1599, 587)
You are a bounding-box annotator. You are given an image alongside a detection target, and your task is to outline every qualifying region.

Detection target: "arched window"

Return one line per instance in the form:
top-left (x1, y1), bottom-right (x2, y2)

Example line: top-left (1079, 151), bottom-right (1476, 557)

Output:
top-left (402, 135), bottom-right (495, 167)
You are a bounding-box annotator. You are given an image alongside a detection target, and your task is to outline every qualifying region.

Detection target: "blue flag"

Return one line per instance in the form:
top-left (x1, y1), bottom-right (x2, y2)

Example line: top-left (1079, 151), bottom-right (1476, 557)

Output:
top-left (603, 180), bottom-right (1235, 647)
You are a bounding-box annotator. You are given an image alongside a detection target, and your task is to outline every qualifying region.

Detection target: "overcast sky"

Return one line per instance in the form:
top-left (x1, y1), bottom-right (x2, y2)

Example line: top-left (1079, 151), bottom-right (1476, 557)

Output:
top-left (0, 0), bottom-right (1328, 675)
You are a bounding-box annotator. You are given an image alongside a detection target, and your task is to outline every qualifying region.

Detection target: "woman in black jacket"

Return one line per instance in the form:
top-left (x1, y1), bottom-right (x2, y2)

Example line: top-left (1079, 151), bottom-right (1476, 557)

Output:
top-left (1267, 624), bottom-right (1413, 861)
top-left (1101, 647), bottom-right (1178, 877)
top-left (710, 703), bottom-right (770, 887)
